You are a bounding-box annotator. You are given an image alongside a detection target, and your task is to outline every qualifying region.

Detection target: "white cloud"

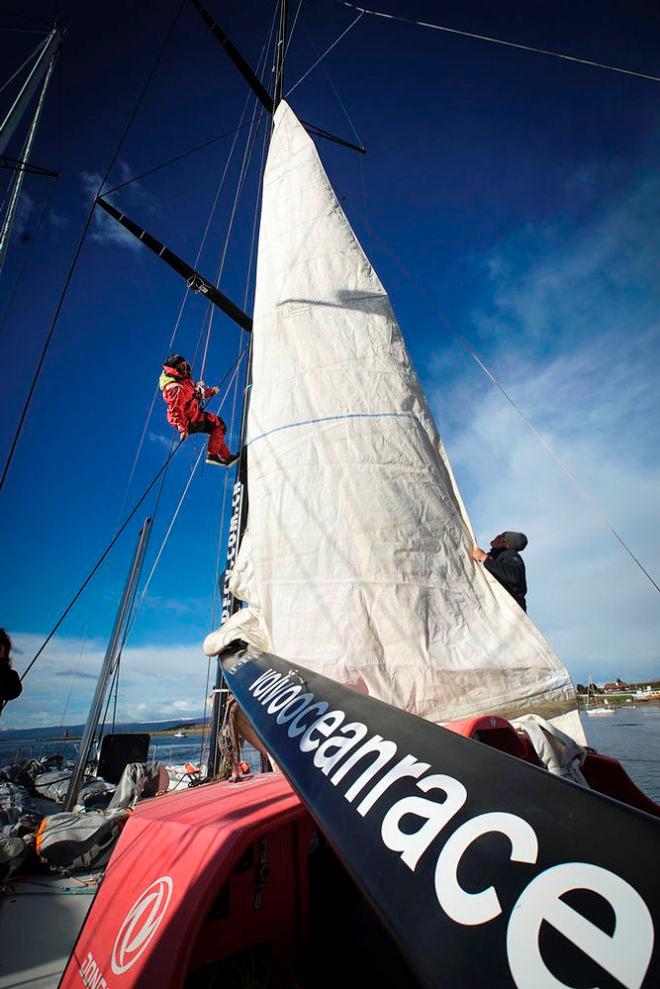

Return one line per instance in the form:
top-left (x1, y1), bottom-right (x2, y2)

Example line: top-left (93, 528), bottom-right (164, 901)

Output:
top-left (81, 161), bottom-right (159, 252)
top-left (3, 632), bottom-right (211, 730)
top-left (430, 173), bottom-right (660, 686)
top-left (148, 430), bottom-right (174, 450)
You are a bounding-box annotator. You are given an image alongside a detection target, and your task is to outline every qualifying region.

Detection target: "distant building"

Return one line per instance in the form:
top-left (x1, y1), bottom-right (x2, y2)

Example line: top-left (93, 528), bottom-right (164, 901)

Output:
top-left (602, 678), bottom-right (631, 693)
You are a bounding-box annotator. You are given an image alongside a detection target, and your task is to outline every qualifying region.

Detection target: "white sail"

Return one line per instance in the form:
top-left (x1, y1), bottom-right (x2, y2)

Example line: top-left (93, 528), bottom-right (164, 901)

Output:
top-left (205, 100), bottom-right (584, 742)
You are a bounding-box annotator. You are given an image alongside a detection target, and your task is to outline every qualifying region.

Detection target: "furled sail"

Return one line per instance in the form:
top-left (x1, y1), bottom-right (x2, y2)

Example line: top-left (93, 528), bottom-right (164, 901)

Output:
top-left (205, 100), bottom-right (583, 741)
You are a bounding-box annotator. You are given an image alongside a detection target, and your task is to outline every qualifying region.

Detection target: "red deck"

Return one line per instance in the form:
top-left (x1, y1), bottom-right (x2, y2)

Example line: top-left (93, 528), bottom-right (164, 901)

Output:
top-left (61, 774), bottom-right (311, 988)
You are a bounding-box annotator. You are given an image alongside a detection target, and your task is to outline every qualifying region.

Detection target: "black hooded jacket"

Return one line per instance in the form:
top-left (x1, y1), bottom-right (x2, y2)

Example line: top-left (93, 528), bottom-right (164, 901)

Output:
top-left (0, 660), bottom-right (22, 710)
top-left (484, 548), bottom-right (527, 611)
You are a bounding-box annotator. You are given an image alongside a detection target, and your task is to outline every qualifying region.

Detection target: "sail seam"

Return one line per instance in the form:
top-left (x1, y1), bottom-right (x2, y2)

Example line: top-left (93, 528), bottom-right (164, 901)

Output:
top-left (248, 410), bottom-right (417, 446)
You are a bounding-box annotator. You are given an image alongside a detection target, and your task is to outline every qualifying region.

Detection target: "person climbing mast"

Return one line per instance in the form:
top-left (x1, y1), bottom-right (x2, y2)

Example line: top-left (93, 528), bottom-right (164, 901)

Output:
top-left (159, 354), bottom-right (238, 467)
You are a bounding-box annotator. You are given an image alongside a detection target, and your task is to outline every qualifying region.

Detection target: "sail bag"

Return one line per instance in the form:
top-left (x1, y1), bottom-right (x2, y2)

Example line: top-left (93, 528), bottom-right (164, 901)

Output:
top-left (205, 101), bottom-right (583, 741)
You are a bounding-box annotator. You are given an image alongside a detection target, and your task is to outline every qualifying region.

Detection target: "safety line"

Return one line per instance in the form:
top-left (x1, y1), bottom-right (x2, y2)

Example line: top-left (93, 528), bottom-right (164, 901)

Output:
top-left (286, 9), bottom-right (365, 96)
top-left (248, 410), bottom-right (416, 446)
top-left (340, 2), bottom-right (660, 85)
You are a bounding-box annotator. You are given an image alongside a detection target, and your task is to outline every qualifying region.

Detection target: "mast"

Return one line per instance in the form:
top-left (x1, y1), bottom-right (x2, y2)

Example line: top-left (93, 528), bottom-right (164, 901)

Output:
top-left (0, 53), bottom-right (57, 275)
top-left (206, 0), bottom-right (288, 778)
top-left (63, 518), bottom-right (152, 811)
top-left (0, 27), bottom-right (62, 158)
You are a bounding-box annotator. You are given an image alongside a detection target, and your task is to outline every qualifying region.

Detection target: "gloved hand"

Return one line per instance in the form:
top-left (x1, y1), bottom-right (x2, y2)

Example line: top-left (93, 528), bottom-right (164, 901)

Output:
top-left (179, 430), bottom-right (188, 442)
top-left (209, 386), bottom-right (219, 396)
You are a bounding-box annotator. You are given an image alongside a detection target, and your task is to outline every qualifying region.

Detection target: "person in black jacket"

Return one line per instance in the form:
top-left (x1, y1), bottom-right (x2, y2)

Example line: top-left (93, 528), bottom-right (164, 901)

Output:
top-left (471, 532), bottom-right (528, 611)
top-left (0, 629), bottom-right (22, 715)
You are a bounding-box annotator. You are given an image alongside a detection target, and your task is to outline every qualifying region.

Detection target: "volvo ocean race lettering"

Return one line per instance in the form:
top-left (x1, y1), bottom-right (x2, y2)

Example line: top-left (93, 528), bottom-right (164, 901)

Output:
top-left (220, 480), bottom-right (244, 623)
top-left (239, 663), bottom-right (655, 989)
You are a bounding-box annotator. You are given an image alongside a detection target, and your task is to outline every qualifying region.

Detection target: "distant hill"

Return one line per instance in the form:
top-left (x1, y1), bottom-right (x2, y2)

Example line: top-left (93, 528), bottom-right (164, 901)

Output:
top-left (0, 717), bottom-right (207, 740)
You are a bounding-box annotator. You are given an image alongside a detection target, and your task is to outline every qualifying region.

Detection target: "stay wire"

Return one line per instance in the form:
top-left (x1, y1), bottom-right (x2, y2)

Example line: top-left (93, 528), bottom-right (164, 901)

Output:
top-left (0, 0), bottom-right (185, 492)
top-left (0, 34), bottom-right (46, 96)
top-left (284, 0), bottom-right (304, 57)
top-left (125, 352), bottom-right (247, 638)
top-left (339, 2), bottom-right (660, 86)
top-left (102, 114), bottom-right (265, 197)
top-left (364, 221), bottom-right (660, 597)
top-left (286, 10), bottom-right (364, 96)
top-left (301, 22), bottom-right (363, 148)
top-left (199, 7), bottom-right (279, 764)
top-left (0, 10), bottom-right (50, 26)
top-left (0, 177), bottom-right (60, 338)
top-left (198, 6), bottom-right (277, 379)
top-left (20, 437), bottom-right (185, 683)
top-left (200, 112), bottom-right (267, 379)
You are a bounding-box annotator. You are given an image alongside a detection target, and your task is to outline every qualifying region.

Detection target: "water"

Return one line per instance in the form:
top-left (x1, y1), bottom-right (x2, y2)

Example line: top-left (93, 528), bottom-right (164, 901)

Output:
top-left (581, 705), bottom-right (660, 802)
top-left (2, 710), bottom-right (660, 802)
top-left (0, 731), bottom-right (265, 776)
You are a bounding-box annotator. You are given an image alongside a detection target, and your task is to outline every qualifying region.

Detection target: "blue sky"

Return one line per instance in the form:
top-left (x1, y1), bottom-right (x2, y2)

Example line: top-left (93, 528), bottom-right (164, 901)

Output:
top-left (1, 1), bottom-right (659, 727)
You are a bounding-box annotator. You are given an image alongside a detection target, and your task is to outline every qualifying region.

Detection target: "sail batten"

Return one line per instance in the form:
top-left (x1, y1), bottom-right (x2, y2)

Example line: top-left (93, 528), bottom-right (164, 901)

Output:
top-left (205, 100), bottom-right (583, 743)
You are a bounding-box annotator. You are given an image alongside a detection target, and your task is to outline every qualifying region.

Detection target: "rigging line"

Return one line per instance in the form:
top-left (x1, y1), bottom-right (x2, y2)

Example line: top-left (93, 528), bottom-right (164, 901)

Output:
top-left (286, 10), bottom-right (364, 97)
top-left (120, 88), bottom-right (261, 514)
top-left (339, 2), bottom-right (660, 86)
top-left (97, 658), bottom-right (120, 749)
top-left (195, 108), bottom-right (263, 376)
top-left (0, 177), bottom-right (59, 337)
top-left (0, 0), bottom-right (185, 492)
top-left (111, 657), bottom-right (119, 732)
top-left (365, 221), bottom-right (660, 597)
top-left (0, 35), bottom-right (46, 96)
top-left (116, 11), bottom-right (274, 515)
top-left (191, 12), bottom-right (276, 376)
top-left (101, 114), bottom-right (265, 196)
top-left (127, 354), bottom-right (246, 630)
top-left (302, 23), bottom-right (363, 148)
top-left (0, 26), bottom-right (48, 33)
top-left (199, 112), bottom-right (269, 763)
top-left (200, 112), bottom-right (267, 378)
top-left (0, 9), bottom-right (50, 25)
top-left (19, 438), bottom-right (185, 683)
top-left (198, 3), bottom-right (278, 376)
top-left (284, 0), bottom-right (304, 57)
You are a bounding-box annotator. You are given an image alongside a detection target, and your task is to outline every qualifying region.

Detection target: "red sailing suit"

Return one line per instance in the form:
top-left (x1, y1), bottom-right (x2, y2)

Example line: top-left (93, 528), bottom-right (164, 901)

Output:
top-left (160, 364), bottom-right (231, 460)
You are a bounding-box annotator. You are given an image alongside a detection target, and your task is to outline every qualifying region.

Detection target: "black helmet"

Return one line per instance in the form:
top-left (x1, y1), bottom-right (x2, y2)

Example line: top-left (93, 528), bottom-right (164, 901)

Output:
top-left (164, 354), bottom-right (191, 378)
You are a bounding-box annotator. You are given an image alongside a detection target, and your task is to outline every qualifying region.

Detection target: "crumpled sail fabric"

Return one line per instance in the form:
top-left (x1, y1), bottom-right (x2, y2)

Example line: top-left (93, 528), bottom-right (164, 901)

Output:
top-left (205, 100), bottom-right (584, 744)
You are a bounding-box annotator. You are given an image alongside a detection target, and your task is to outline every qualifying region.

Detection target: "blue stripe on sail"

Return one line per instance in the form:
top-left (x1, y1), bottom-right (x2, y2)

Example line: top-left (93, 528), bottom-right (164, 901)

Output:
top-left (247, 411), bottom-right (417, 446)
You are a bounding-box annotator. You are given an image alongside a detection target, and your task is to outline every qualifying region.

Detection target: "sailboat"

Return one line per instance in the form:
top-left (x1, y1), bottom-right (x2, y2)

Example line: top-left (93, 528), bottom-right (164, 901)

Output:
top-left (2, 4), bottom-right (659, 988)
top-left (585, 675), bottom-right (617, 716)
